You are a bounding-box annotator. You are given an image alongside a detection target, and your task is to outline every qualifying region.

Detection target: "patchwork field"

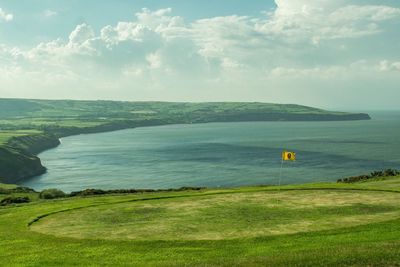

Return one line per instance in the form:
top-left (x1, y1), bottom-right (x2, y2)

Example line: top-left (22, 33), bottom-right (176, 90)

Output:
top-left (1, 176), bottom-right (400, 266)
top-left (0, 130), bottom-right (42, 144)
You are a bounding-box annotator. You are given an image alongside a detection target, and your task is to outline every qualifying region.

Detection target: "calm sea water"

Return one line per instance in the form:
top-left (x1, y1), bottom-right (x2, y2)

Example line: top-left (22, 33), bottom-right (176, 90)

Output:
top-left (23, 112), bottom-right (400, 192)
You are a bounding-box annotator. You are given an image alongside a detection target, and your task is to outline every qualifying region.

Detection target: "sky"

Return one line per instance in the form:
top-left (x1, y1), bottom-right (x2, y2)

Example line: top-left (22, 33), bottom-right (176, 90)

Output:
top-left (0, 0), bottom-right (399, 110)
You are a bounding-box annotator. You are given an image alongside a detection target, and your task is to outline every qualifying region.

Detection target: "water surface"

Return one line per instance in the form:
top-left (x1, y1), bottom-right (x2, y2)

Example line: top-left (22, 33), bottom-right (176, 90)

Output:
top-left (23, 112), bottom-right (400, 192)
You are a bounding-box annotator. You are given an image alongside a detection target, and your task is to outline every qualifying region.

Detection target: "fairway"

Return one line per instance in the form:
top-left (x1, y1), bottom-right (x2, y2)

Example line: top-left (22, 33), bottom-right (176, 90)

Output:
top-left (31, 190), bottom-right (400, 241)
top-left (2, 178), bottom-right (400, 266)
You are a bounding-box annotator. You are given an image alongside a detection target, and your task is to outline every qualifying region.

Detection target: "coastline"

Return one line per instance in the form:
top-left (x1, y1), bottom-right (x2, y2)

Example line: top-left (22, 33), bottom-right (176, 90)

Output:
top-left (1, 112), bottom-right (371, 185)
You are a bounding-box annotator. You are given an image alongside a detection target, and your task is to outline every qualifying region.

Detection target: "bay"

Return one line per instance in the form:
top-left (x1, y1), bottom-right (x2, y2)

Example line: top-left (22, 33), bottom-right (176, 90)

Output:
top-left (22, 111), bottom-right (400, 192)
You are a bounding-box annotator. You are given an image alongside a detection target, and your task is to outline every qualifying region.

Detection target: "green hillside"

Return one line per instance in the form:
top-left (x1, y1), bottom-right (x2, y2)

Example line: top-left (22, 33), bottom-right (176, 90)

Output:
top-left (0, 98), bottom-right (369, 121)
top-left (1, 176), bottom-right (399, 266)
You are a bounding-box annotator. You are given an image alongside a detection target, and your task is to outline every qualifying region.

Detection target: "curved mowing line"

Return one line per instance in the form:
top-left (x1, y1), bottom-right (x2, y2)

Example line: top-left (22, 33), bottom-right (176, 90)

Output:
top-left (27, 187), bottom-right (400, 228)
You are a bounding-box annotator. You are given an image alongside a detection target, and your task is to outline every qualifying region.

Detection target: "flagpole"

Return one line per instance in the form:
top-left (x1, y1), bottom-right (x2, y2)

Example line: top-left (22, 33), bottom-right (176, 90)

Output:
top-left (279, 156), bottom-right (284, 189)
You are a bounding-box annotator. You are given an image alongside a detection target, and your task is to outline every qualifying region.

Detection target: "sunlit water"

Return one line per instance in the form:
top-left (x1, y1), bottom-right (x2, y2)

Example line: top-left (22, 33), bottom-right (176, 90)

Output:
top-left (23, 112), bottom-right (400, 192)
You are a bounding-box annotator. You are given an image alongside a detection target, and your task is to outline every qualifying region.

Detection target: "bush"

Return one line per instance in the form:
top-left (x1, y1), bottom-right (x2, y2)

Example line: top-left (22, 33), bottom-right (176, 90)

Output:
top-left (338, 169), bottom-right (400, 183)
top-left (0, 186), bottom-right (36, 195)
top-left (68, 187), bottom-right (206, 197)
top-left (0, 196), bottom-right (30, 206)
top-left (12, 186), bottom-right (36, 193)
top-left (0, 188), bottom-right (11, 194)
top-left (39, 189), bottom-right (66, 199)
top-left (69, 188), bottom-right (107, 197)
top-left (383, 169), bottom-right (399, 177)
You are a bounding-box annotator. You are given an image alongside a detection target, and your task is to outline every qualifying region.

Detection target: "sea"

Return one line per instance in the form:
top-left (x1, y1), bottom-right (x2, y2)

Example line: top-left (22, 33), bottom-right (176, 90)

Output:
top-left (22, 111), bottom-right (400, 192)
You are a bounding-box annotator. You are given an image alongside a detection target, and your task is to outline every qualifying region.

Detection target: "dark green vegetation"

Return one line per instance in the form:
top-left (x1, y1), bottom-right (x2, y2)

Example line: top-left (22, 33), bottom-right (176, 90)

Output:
top-left (0, 98), bottom-right (370, 184)
top-left (338, 169), bottom-right (400, 183)
top-left (37, 187), bottom-right (205, 199)
top-left (0, 176), bottom-right (400, 266)
top-left (39, 188), bottom-right (67, 199)
top-left (0, 183), bottom-right (39, 203)
top-left (0, 196), bottom-right (30, 206)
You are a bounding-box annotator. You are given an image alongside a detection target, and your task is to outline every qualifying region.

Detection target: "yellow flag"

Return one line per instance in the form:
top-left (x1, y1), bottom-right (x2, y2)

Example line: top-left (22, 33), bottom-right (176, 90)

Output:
top-left (282, 151), bottom-right (296, 161)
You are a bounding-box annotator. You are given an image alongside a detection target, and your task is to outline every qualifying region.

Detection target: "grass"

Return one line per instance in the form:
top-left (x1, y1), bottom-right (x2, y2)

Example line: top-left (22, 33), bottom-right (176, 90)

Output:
top-left (0, 130), bottom-right (42, 145)
top-left (0, 183), bottom-right (39, 202)
top-left (31, 190), bottom-right (400, 241)
top-left (0, 192), bottom-right (40, 202)
top-left (0, 99), bottom-right (369, 134)
top-left (0, 183), bottom-right (17, 189)
top-left (1, 176), bottom-right (400, 266)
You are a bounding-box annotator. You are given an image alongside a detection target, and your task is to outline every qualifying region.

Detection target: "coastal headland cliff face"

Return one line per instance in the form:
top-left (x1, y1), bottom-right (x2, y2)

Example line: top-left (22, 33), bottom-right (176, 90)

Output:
top-left (0, 146), bottom-right (45, 183)
top-left (0, 99), bottom-right (371, 184)
top-left (0, 134), bottom-right (59, 183)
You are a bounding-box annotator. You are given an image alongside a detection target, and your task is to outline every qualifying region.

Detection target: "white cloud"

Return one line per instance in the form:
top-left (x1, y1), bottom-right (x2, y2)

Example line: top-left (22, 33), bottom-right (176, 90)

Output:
top-left (267, 60), bottom-right (375, 80)
top-left (69, 23), bottom-right (95, 45)
top-left (379, 60), bottom-right (400, 72)
top-left (0, 2), bottom-right (400, 108)
top-left (43, 9), bottom-right (57, 18)
top-left (15, 3), bottom-right (400, 73)
top-left (269, 66), bottom-right (344, 79)
top-left (257, 0), bottom-right (400, 43)
top-left (146, 52), bottom-right (162, 69)
top-left (0, 8), bottom-right (13, 22)
top-left (135, 8), bottom-right (185, 31)
top-left (332, 5), bottom-right (400, 22)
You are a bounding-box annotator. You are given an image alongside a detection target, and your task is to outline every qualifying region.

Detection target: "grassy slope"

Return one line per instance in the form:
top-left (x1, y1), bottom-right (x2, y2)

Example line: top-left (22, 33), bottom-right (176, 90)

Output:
top-left (0, 183), bottom-right (17, 190)
top-left (0, 99), bottom-right (356, 120)
top-left (0, 183), bottom-right (39, 202)
top-left (0, 130), bottom-right (42, 145)
top-left (0, 99), bottom-right (370, 133)
top-left (1, 176), bottom-right (400, 266)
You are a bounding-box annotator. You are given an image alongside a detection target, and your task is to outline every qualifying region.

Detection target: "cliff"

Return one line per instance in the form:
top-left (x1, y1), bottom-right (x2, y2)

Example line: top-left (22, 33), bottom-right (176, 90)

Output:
top-left (0, 146), bottom-right (46, 184)
top-left (7, 133), bottom-right (61, 155)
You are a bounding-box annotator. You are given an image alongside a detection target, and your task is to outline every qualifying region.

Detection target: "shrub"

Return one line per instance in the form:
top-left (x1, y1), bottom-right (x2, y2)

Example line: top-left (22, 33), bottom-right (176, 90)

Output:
top-left (12, 186), bottom-right (36, 193)
top-left (69, 189), bottom-right (107, 197)
top-left (0, 188), bottom-right (11, 194)
top-left (39, 189), bottom-right (66, 199)
top-left (69, 187), bottom-right (206, 197)
top-left (0, 186), bottom-right (36, 195)
top-left (383, 169), bottom-right (399, 177)
top-left (338, 169), bottom-right (400, 183)
top-left (0, 196), bottom-right (30, 206)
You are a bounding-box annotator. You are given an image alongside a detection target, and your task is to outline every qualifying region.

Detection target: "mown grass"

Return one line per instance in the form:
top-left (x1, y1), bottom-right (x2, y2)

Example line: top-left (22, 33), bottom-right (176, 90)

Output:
top-left (0, 130), bottom-right (42, 145)
top-left (31, 190), bottom-right (400, 241)
top-left (1, 176), bottom-right (400, 266)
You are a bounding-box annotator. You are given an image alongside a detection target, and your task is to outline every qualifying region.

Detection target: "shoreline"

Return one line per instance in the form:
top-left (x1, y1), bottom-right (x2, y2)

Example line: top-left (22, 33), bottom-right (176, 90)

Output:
top-left (1, 113), bottom-right (371, 185)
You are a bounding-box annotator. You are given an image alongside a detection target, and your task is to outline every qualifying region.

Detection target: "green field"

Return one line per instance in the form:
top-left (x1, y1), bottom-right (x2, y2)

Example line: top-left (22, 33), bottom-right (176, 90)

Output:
top-left (1, 176), bottom-right (400, 266)
top-left (0, 130), bottom-right (42, 145)
top-left (0, 183), bottom-right (17, 190)
top-left (0, 98), bottom-right (370, 134)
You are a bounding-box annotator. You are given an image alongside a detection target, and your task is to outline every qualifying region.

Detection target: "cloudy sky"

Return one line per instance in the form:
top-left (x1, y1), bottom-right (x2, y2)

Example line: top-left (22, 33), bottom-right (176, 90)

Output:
top-left (0, 0), bottom-right (399, 110)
